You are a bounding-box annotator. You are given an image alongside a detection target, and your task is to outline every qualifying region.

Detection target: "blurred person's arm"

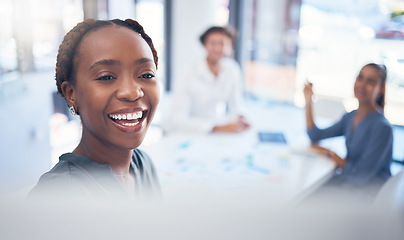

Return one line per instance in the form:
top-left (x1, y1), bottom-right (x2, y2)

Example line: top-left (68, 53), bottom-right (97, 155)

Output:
top-left (304, 82), bottom-right (315, 130)
top-left (305, 82), bottom-right (348, 168)
top-left (311, 144), bottom-right (346, 168)
top-left (305, 81), bottom-right (348, 142)
top-left (212, 116), bottom-right (250, 133)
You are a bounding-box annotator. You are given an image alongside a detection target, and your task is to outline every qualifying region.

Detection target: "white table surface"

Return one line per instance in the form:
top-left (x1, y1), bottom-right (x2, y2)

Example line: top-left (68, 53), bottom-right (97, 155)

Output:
top-left (140, 101), bottom-right (337, 206)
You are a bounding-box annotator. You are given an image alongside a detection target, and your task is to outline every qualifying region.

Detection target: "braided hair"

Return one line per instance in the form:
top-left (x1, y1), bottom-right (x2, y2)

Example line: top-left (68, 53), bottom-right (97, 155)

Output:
top-left (55, 18), bottom-right (158, 98)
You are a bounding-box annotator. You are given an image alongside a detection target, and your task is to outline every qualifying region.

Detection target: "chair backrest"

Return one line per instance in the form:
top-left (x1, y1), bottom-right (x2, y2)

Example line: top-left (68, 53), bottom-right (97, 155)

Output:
top-left (372, 170), bottom-right (404, 212)
top-left (392, 125), bottom-right (404, 163)
top-left (313, 97), bottom-right (346, 122)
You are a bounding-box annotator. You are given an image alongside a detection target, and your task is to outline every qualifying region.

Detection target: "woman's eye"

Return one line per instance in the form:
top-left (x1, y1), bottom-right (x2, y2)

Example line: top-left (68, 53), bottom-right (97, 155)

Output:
top-left (96, 75), bottom-right (115, 81)
top-left (140, 73), bottom-right (155, 79)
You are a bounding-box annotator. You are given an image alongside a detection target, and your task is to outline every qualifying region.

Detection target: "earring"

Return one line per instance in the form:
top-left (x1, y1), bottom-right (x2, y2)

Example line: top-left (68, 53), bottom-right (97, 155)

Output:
top-left (69, 106), bottom-right (76, 116)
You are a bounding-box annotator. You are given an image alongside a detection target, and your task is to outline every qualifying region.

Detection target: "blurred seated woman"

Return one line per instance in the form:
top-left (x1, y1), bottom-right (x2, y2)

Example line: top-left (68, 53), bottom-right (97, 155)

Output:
top-left (167, 26), bottom-right (250, 134)
top-left (303, 63), bottom-right (393, 203)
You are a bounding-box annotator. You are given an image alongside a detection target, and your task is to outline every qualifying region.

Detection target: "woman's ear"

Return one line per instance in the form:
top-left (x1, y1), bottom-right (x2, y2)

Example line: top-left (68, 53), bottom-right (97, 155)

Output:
top-left (61, 81), bottom-right (76, 107)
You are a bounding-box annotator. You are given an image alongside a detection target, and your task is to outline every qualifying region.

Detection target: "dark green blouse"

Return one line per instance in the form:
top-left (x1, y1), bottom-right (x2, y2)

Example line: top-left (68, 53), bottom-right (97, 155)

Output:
top-left (28, 149), bottom-right (161, 201)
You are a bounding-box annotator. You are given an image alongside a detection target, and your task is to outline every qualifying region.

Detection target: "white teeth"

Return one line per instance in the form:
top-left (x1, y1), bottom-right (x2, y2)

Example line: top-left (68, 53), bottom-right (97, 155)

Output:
top-left (122, 122), bottom-right (139, 126)
top-left (109, 111), bottom-right (144, 121)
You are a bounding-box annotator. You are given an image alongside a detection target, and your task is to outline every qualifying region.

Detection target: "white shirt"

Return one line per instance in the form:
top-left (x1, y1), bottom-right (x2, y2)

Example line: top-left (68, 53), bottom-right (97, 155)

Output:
top-left (166, 57), bottom-right (244, 133)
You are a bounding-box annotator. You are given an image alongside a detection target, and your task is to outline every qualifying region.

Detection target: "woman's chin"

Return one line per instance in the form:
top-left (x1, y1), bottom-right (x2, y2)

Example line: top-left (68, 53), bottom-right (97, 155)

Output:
top-left (118, 138), bottom-right (145, 151)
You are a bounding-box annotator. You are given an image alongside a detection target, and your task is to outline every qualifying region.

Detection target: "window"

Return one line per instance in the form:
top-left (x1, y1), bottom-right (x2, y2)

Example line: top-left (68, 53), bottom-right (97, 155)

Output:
top-left (135, 0), bottom-right (166, 88)
top-left (297, 0), bottom-right (404, 125)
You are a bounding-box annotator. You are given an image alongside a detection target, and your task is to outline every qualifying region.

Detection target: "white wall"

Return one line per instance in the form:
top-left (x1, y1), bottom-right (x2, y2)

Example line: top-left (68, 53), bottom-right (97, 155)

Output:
top-left (108, 0), bottom-right (136, 19)
top-left (171, 0), bottom-right (224, 89)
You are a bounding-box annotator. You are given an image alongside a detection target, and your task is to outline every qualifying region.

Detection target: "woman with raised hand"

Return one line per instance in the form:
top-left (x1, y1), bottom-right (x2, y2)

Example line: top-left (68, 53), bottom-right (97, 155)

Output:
top-left (304, 63), bottom-right (393, 201)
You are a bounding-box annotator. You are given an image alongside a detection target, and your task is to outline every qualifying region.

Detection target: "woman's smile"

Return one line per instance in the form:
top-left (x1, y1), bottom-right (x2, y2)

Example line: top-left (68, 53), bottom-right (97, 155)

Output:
top-left (108, 108), bottom-right (148, 133)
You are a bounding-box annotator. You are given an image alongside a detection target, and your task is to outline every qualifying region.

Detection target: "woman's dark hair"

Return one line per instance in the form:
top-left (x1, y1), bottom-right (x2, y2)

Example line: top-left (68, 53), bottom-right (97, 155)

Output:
top-left (199, 26), bottom-right (236, 46)
top-left (362, 63), bottom-right (387, 109)
top-left (55, 18), bottom-right (158, 98)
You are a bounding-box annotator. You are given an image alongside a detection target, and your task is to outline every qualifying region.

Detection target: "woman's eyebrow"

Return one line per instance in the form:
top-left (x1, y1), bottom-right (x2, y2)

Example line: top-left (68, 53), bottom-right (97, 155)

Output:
top-left (89, 59), bottom-right (120, 70)
top-left (134, 58), bottom-right (154, 65)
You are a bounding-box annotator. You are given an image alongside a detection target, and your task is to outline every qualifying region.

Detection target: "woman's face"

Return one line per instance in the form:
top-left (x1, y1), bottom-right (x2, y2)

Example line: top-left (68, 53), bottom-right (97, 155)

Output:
top-left (204, 32), bottom-right (232, 63)
top-left (354, 65), bottom-right (384, 105)
top-left (67, 25), bottom-right (160, 151)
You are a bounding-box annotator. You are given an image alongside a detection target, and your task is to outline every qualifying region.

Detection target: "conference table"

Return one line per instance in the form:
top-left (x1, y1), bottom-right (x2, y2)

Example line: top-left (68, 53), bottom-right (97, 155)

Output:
top-left (140, 101), bottom-right (337, 207)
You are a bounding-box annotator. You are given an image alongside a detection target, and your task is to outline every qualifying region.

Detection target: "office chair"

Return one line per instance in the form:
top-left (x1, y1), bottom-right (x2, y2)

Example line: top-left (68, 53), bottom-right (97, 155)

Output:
top-left (372, 170), bottom-right (404, 212)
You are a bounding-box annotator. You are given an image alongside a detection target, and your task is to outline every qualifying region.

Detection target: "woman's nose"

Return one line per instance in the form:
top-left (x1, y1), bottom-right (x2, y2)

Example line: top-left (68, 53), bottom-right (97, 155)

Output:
top-left (115, 78), bottom-right (144, 101)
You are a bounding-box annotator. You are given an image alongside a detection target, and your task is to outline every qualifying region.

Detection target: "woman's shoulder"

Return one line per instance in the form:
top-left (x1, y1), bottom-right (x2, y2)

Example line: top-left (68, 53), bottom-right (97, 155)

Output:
top-left (37, 153), bottom-right (99, 178)
top-left (345, 110), bottom-right (357, 117)
top-left (38, 155), bottom-right (75, 178)
top-left (221, 57), bottom-right (241, 69)
top-left (371, 111), bottom-right (393, 130)
top-left (27, 158), bottom-right (79, 200)
top-left (132, 149), bottom-right (161, 193)
top-left (132, 149), bottom-right (155, 172)
top-left (337, 110), bottom-right (356, 123)
top-left (31, 154), bottom-right (93, 186)
top-left (29, 153), bottom-right (111, 196)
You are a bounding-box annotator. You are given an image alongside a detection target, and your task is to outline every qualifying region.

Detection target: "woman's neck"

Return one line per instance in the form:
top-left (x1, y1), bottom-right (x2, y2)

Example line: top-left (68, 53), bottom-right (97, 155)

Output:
top-left (353, 101), bottom-right (380, 128)
top-left (73, 133), bottom-right (133, 175)
top-left (357, 101), bottom-right (379, 116)
top-left (206, 57), bottom-right (221, 76)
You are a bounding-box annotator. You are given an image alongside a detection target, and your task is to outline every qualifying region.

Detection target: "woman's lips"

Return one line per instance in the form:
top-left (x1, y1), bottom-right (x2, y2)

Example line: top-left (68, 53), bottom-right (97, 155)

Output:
top-left (108, 110), bottom-right (147, 132)
top-left (355, 89), bottom-right (366, 97)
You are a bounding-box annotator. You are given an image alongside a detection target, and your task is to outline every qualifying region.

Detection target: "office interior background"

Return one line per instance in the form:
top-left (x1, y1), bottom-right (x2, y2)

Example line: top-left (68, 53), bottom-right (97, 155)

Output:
top-left (0, 0), bottom-right (404, 197)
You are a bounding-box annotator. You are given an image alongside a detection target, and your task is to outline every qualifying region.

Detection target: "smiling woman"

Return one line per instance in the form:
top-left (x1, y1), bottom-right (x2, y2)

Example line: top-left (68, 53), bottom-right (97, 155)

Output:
top-left (28, 19), bottom-right (161, 202)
